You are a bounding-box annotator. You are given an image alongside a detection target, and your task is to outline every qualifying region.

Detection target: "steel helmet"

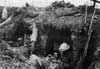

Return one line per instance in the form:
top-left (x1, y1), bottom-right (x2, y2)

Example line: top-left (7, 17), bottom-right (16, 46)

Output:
top-left (59, 43), bottom-right (70, 51)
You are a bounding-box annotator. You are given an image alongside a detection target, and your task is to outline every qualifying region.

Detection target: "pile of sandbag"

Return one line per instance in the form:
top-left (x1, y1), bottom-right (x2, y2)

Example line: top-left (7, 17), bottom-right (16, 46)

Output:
top-left (55, 7), bottom-right (80, 17)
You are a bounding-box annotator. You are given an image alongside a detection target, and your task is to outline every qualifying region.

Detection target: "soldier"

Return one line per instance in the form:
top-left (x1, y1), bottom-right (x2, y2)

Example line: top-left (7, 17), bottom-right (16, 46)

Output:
top-left (2, 7), bottom-right (8, 19)
top-left (30, 23), bottom-right (38, 53)
top-left (59, 43), bottom-right (72, 69)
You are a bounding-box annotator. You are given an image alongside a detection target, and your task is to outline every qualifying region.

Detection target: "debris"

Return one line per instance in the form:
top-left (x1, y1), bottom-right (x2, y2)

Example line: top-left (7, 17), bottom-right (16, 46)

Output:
top-left (0, 15), bottom-right (13, 27)
top-left (0, 1), bottom-right (100, 69)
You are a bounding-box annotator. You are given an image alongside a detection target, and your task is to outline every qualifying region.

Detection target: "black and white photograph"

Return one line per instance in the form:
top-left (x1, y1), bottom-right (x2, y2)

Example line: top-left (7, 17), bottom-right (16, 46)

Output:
top-left (0, 0), bottom-right (100, 69)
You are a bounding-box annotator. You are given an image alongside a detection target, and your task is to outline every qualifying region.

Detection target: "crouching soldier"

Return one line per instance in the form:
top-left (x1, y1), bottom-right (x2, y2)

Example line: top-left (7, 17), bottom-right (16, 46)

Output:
top-left (59, 43), bottom-right (73, 69)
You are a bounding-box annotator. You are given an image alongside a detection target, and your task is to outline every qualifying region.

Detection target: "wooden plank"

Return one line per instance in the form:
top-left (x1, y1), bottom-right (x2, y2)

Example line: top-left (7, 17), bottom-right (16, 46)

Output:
top-left (91, 0), bottom-right (100, 3)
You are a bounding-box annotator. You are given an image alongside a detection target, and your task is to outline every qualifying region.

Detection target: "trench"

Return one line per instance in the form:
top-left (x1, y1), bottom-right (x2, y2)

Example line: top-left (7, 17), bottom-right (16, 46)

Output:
top-left (46, 27), bottom-right (72, 55)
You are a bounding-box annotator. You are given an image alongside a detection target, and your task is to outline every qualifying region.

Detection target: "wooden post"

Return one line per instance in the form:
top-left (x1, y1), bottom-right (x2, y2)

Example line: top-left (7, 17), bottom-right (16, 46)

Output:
top-left (5, 0), bottom-right (6, 6)
top-left (93, 0), bottom-right (96, 9)
top-left (91, 0), bottom-right (100, 9)
top-left (76, 0), bottom-right (99, 69)
top-left (24, 34), bottom-right (27, 46)
top-left (85, 3), bottom-right (88, 23)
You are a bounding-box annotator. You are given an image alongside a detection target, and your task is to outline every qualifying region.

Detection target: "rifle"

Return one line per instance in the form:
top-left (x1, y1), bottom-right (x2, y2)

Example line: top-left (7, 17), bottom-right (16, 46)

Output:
top-left (76, 6), bottom-right (96, 69)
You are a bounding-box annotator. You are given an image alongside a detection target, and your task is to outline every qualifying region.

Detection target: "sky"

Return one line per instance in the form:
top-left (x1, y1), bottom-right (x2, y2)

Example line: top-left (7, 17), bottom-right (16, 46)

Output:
top-left (0, 0), bottom-right (99, 7)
